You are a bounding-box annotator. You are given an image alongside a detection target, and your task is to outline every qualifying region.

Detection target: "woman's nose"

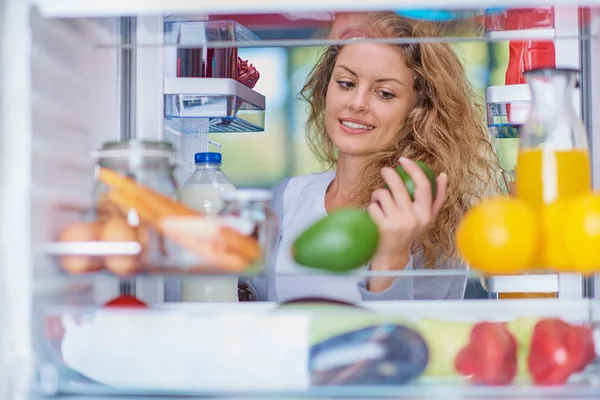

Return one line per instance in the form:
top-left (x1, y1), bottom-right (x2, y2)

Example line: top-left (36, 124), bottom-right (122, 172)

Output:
top-left (348, 90), bottom-right (369, 112)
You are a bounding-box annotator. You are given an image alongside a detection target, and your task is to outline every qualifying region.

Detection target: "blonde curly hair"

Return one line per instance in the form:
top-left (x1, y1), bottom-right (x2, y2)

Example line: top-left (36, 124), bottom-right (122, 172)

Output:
top-left (300, 12), bottom-right (503, 267)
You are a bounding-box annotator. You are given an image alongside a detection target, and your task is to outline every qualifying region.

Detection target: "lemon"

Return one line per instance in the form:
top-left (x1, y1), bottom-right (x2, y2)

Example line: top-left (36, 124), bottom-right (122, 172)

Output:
top-left (455, 197), bottom-right (538, 275)
top-left (539, 200), bottom-right (573, 272)
top-left (563, 193), bottom-right (600, 274)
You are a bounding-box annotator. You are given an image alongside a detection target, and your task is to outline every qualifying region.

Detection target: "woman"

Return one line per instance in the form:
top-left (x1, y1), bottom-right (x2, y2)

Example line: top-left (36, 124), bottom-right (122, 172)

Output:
top-left (249, 12), bottom-right (501, 303)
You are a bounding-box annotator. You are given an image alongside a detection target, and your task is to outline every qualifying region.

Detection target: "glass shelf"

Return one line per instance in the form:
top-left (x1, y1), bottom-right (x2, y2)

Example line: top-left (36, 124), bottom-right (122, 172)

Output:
top-left (98, 32), bottom-right (592, 49)
top-left (40, 240), bottom-right (579, 289)
top-left (35, 382), bottom-right (600, 398)
top-left (164, 19), bottom-right (261, 46)
top-left (30, 0), bottom-right (600, 19)
top-left (42, 241), bottom-right (586, 281)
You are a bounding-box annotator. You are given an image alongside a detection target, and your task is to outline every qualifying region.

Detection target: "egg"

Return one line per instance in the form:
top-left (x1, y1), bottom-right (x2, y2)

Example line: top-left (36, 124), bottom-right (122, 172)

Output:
top-left (99, 217), bottom-right (140, 276)
top-left (57, 221), bottom-right (103, 274)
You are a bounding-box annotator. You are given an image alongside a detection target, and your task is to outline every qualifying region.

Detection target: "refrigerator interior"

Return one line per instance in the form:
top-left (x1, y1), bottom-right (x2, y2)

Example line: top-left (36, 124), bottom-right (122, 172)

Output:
top-left (0, 1), bottom-right (600, 398)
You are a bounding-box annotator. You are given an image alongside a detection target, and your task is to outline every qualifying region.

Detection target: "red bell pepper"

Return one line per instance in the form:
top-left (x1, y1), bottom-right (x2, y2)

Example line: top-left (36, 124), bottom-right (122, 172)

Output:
top-left (528, 319), bottom-right (596, 385)
top-left (455, 322), bottom-right (518, 385)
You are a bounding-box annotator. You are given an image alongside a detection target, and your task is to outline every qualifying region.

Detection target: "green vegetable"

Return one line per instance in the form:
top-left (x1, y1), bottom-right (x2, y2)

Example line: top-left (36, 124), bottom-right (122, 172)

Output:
top-left (292, 208), bottom-right (379, 272)
top-left (386, 161), bottom-right (437, 201)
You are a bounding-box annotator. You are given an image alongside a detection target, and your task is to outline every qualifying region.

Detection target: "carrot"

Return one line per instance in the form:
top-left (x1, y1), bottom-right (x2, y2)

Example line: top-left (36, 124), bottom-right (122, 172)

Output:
top-left (98, 168), bottom-right (198, 219)
top-left (98, 168), bottom-right (262, 270)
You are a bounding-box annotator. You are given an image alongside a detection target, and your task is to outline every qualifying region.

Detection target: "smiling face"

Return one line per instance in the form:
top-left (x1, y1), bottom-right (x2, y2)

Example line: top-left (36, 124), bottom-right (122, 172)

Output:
top-left (325, 43), bottom-right (414, 158)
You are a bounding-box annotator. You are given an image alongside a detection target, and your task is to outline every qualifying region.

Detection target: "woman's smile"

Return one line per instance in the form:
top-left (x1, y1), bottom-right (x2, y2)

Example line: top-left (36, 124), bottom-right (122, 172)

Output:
top-left (339, 117), bottom-right (376, 134)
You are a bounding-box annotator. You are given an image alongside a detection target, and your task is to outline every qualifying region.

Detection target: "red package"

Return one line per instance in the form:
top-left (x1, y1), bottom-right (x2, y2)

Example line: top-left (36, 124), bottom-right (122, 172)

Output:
top-left (236, 57), bottom-right (260, 89)
top-left (505, 40), bottom-right (556, 86)
top-left (528, 319), bottom-right (596, 385)
top-left (455, 322), bottom-right (518, 385)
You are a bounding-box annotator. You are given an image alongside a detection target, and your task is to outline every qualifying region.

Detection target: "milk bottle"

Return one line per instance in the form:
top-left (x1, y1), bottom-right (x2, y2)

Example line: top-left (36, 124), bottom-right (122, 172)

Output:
top-left (180, 152), bottom-right (238, 302)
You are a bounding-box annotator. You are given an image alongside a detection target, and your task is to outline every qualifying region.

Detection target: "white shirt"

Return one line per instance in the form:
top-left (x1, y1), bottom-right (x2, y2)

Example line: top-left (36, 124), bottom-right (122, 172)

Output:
top-left (274, 171), bottom-right (367, 303)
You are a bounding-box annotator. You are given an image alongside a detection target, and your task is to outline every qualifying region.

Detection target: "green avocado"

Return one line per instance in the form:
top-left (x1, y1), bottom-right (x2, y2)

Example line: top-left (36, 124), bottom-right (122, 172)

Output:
top-left (385, 160), bottom-right (437, 201)
top-left (292, 208), bottom-right (379, 272)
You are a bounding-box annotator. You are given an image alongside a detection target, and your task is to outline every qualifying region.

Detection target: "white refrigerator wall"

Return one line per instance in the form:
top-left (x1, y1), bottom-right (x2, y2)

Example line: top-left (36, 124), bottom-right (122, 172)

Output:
top-left (0, 0), bottom-right (34, 394)
top-left (30, 12), bottom-right (119, 275)
top-left (1, 7), bottom-right (121, 391)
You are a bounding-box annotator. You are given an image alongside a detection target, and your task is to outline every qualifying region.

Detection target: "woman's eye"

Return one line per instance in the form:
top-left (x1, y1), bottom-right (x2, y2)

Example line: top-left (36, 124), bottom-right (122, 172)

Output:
top-left (336, 80), bottom-right (354, 90)
top-left (378, 90), bottom-right (396, 100)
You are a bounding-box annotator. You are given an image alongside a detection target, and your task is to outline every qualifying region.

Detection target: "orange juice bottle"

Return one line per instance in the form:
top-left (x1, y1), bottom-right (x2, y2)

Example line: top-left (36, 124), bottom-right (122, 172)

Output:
top-left (517, 68), bottom-right (590, 208)
top-left (516, 148), bottom-right (590, 209)
top-left (506, 68), bottom-right (590, 299)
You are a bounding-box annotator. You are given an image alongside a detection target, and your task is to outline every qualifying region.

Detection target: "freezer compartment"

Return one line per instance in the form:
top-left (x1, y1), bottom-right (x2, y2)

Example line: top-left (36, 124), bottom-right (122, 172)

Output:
top-left (32, 299), bottom-right (600, 396)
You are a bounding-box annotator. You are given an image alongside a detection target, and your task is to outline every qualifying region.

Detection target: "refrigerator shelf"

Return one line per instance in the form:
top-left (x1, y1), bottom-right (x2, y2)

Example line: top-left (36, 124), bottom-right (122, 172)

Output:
top-left (485, 84), bottom-right (531, 138)
top-left (32, 300), bottom-right (600, 397)
top-left (42, 241), bottom-right (583, 282)
top-left (39, 381), bottom-right (600, 398)
top-left (163, 77), bottom-right (266, 134)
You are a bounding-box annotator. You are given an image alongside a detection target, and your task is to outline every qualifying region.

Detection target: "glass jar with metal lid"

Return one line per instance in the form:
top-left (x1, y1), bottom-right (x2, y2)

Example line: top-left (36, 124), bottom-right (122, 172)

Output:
top-left (219, 189), bottom-right (278, 256)
top-left (90, 140), bottom-right (179, 285)
top-left (219, 189), bottom-right (279, 301)
top-left (91, 140), bottom-right (179, 206)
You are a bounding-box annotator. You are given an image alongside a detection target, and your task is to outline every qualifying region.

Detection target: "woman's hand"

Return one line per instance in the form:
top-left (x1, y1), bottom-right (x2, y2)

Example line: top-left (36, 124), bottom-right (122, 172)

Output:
top-left (366, 157), bottom-right (448, 293)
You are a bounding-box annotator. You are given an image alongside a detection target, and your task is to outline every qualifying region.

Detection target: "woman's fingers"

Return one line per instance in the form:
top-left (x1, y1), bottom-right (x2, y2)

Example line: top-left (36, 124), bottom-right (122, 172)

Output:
top-left (381, 166), bottom-right (412, 210)
top-left (367, 201), bottom-right (386, 225)
top-left (399, 157), bottom-right (433, 206)
top-left (377, 159), bottom-right (448, 228)
top-left (371, 187), bottom-right (401, 219)
top-left (431, 173), bottom-right (448, 216)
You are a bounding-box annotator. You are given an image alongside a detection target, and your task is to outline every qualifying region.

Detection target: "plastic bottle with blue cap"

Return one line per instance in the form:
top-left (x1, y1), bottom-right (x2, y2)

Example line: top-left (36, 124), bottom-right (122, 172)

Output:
top-left (180, 152), bottom-right (238, 303)
top-left (180, 152), bottom-right (236, 215)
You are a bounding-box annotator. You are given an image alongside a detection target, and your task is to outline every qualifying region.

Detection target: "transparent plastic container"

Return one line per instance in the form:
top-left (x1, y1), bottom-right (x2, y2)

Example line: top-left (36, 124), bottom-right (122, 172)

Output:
top-left (33, 298), bottom-right (600, 397)
top-left (164, 20), bottom-right (260, 70)
top-left (163, 20), bottom-right (266, 134)
top-left (92, 140), bottom-right (179, 204)
top-left (88, 140), bottom-right (179, 276)
top-left (220, 189), bottom-right (279, 267)
top-left (47, 149), bottom-right (267, 278)
top-left (220, 189), bottom-right (278, 301)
